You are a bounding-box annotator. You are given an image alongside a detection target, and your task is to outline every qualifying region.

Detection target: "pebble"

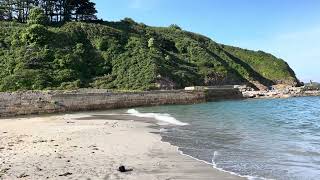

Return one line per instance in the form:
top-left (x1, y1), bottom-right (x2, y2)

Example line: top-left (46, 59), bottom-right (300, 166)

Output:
top-left (17, 173), bottom-right (29, 178)
top-left (59, 172), bottom-right (72, 177)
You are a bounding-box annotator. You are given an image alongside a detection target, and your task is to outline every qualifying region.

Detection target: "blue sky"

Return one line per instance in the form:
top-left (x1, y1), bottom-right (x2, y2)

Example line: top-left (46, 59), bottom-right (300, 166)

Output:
top-left (93, 0), bottom-right (320, 82)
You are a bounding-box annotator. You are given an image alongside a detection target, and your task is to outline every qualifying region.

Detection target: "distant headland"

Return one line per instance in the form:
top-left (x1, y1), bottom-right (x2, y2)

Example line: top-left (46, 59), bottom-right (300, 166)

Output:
top-left (0, 5), bottom-right (301, 92)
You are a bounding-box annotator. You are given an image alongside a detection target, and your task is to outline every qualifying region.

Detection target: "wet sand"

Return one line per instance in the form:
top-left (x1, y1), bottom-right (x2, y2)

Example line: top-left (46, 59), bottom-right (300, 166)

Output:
top-left (0, 112), bottom-right (244, 180)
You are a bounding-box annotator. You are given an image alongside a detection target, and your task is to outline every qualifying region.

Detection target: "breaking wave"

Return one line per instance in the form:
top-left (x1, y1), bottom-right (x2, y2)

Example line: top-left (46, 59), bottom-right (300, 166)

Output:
top-left (127, 109), bottom-right (189, 126)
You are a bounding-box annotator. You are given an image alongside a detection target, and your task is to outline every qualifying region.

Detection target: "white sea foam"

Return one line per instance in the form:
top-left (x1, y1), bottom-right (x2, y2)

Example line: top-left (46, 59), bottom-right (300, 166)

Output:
top-left (160, 128), bottom-right (168, 132)
top-left (127, 109), bottom-right (189, 126)
top-left (176, 148), bottom-right (270, 180)
top-left (212, 151), bottom-right (219, 166)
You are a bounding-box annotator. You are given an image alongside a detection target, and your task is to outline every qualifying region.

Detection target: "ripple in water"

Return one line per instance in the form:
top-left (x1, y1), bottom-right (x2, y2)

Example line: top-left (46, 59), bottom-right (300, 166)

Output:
top-left (134, 96), bottom-right (320, 180)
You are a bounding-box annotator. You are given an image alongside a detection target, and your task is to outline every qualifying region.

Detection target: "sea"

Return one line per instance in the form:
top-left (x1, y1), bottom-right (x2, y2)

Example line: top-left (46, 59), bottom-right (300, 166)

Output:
top-left (127, 96), bottom-right (320, 180)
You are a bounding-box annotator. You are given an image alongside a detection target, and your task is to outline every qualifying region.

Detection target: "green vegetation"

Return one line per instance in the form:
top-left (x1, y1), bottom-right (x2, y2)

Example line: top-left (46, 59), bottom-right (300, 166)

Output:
top-left (0, 11), bottom-right (300, 91)
top-left (222, 45), bottom-right (298, 85)
top-left (0, 0), bottom-right (97, 23)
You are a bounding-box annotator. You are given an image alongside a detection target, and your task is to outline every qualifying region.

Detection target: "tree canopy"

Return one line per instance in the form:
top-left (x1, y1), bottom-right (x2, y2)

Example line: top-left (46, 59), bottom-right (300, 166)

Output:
top-left (0, 0), bottom-right (97, 23)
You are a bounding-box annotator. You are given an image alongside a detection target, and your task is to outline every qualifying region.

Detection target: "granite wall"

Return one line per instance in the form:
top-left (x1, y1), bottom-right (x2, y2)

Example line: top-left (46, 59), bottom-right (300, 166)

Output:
top-left (0, 89), bottom-right (243, 117)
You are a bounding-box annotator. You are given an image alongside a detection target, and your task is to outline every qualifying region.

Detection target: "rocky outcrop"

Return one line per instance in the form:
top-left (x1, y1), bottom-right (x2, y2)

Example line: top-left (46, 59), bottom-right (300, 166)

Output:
top-left (242, 87), bottom-right (320, 99)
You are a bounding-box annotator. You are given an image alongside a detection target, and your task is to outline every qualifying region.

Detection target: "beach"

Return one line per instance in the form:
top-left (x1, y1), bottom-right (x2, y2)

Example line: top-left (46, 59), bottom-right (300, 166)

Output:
top-left (0, 112), bottom-right (243, 180)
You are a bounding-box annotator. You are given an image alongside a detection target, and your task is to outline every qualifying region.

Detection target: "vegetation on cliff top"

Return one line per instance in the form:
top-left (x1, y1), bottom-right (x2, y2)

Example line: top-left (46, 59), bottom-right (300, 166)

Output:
top-left (0, 8), bottom-right (300, 91)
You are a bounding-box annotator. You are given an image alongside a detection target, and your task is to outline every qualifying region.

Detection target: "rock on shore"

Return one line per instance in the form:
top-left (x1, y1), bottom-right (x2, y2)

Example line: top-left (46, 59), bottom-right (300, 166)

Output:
top-left (242, 86), bottom-right (320, 99)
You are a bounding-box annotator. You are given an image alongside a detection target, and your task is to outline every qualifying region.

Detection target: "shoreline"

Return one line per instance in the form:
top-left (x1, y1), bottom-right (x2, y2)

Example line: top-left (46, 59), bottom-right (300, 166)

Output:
top-left (0, 112), bottom-right (244, 180)
top-left (1, 88), bottom-right (319, 118)
top-left (0, 89), bottom-right (243, 118)
top-left (175, 148), bottom-right (262, 180)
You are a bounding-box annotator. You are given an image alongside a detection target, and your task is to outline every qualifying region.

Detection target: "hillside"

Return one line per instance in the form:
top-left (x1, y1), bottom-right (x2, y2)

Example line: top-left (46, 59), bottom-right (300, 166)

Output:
top-left (0, 19), bottom-right (300, 91)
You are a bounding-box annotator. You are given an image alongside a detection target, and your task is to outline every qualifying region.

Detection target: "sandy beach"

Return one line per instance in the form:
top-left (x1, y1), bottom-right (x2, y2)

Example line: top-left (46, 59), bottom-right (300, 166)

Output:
top-left (0, 112), bottom-right (244, 180)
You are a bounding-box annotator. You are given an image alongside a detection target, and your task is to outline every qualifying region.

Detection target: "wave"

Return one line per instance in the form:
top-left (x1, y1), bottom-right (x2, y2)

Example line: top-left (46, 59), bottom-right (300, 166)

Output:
top-left (177, 148), bottom-right (270, 180)
top-left (127, 109), bottom-right (189, 126)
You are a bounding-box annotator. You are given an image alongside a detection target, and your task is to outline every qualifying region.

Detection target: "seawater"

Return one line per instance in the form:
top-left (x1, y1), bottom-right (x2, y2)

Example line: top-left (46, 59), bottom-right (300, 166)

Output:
top-left (129, 96), bottom-right (320, 180)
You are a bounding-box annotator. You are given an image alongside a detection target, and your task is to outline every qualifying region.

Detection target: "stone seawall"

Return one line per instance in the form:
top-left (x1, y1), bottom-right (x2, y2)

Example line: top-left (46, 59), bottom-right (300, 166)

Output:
top-left (0, 89), bottom-right (243, 117)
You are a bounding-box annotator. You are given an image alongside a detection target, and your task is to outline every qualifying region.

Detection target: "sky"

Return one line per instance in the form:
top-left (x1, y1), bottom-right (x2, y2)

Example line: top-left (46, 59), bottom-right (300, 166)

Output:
top-left (93, 0), bottom-right (320, 82)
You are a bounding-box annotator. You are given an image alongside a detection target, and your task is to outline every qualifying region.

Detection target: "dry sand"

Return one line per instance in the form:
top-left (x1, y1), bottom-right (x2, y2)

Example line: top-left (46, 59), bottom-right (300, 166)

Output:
top-left (0, 112), bottom-right (245, 180)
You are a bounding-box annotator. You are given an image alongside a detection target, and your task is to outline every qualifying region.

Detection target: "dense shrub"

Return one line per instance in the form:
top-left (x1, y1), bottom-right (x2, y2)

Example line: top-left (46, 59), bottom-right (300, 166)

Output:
top-left (27, 8), bottom-right (48, 25)
top-left (21, 24), bottom-right (51, 45)
top-left (0, 69), bottom-right (51, 91)
top-left (0, 19), bottom-right (299, 91)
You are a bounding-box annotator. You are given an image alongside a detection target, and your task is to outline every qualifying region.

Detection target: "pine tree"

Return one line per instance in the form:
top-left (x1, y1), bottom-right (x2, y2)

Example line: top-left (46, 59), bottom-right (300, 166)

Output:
top-left (0, 0), bottom-right (97, 23)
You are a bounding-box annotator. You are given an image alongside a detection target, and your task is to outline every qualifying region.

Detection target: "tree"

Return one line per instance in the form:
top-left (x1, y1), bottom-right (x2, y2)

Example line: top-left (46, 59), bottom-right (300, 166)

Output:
top-left (0, 0), bottom-right (35, 22)
top-left (0, 10), bottom-right (4, 20)
top-left (27, 7), bottom-right (48, 25)
top-left (0, 0), bottom-right (97, 23)
top-left (68, 0), bottom-right (97, 21)
top-left (169, 24), bottom-right (182, 30)
top-left (0, 1), bottom-right (5, 20)
top-left (0, 0), bottom-right (13, 20)
top-left (77, 0), bottom-right (97, 21)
